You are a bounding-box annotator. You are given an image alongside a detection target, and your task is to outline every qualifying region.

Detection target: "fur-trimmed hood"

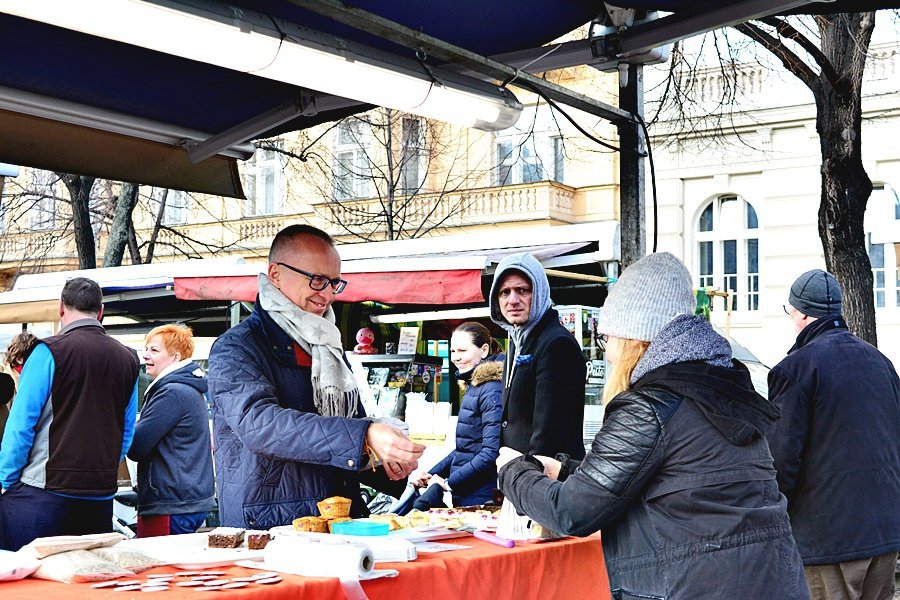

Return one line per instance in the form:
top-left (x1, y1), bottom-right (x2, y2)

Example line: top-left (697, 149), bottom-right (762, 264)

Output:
top-left (470, 360), bottom-right (504, 387)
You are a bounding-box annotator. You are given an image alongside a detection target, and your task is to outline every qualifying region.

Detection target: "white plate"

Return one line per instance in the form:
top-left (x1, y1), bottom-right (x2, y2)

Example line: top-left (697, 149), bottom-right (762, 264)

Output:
top-left (115, 532), bottom-right (266, 569)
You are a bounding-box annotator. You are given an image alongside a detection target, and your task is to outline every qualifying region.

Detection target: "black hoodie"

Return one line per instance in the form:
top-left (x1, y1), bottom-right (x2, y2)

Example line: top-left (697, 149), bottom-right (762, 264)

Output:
top-left (638, 360), bottom-right (780, 446)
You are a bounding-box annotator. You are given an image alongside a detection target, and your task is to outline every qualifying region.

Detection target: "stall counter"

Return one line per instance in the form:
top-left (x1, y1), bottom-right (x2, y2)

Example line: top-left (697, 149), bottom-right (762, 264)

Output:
top-left (0, 535), bottom-right (609, 600)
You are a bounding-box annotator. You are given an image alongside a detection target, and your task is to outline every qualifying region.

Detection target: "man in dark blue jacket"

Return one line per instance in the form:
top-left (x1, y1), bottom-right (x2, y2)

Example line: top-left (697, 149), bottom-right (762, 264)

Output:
top-left (208, 225), bottom-right (424, 529)
top-left (769, 269), bottom-right (900, 600)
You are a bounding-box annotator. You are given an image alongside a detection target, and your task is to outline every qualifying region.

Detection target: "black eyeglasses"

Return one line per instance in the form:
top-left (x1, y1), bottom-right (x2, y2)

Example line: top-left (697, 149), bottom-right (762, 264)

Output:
top-left (594, 332), bottom-right (607, 351)
top-left (277, 262), bottom-right (348, 294)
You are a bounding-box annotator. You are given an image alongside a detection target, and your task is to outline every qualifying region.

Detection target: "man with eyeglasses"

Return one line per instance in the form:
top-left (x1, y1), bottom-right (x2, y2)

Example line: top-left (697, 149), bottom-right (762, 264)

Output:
top-left (769, 269), bottom-right (900, 600)
top-left (208, 224), bottom-right (425, 529)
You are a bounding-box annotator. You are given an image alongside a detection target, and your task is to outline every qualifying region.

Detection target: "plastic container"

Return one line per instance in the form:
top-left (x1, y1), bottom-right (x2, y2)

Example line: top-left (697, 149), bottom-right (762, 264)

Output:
top-left (330, 520), bottom-right (390, 536)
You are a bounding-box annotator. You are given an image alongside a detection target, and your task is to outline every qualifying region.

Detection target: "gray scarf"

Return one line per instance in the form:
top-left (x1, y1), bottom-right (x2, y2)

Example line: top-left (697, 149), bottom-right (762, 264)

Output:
top-left (258, 273), bottom-right (359, 418)
top-left (631, 314), bottom-right (733, 384)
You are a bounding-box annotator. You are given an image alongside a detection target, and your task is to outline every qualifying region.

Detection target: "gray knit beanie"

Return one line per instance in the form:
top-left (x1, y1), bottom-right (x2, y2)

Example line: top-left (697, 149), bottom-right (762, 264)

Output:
top-left (788, 269), bottom-right (842, 317)
top-left (597, 252), bottom-right (696, 342)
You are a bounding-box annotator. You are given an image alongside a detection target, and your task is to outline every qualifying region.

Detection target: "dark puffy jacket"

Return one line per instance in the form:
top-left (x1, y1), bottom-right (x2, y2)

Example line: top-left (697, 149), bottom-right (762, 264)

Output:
top-left (501, 308), bottom-right (586, 459)
top-left (430, 359), bottom-right (503, 506)
top-left (127, 362), bottom-right (216, 517)
top-left (207, 302), bottom-right (373, 529)
top-left (768, 315), bottom-right (900, 565)
top-left (500, 360), bottom-right (809, 600)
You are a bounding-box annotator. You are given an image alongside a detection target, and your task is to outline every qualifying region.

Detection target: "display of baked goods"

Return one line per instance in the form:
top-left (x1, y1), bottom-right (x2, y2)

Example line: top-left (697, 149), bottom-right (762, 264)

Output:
top-left (368, 513), bottom-right (408, 531)
top-left (317, 496), bottom-right (352, 519)
top-left (425, 506), bottom-right (500, 530)
top-left (207, 527), bottom-right (245, 548)
top-left (246, 530), bottom-right (272, 550)
top-left (327, 517), bottom-right (352, 533)
top-left (292, 516), bottom-right (329, 533)
top-left (405, 510), bottom-right (430, 528)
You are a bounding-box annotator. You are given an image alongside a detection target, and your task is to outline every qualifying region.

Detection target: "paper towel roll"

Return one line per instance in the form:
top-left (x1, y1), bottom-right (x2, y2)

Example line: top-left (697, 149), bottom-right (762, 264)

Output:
top-left (263, 537), bottom-right (374, 578)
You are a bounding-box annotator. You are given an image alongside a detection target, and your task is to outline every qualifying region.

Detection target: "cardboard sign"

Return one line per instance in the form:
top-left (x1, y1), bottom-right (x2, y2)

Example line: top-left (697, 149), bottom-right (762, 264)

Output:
top-left (398, 326), bottom-right (420, 354)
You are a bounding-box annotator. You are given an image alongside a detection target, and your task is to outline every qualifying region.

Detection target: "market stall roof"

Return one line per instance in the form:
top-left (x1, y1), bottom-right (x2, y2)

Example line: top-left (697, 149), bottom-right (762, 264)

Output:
top-left (2, 0), bottom-right (882, 196)
top-left (0, 221), bottom-right (619, 325)
top-left (175, 221), bottom-right (620, 305)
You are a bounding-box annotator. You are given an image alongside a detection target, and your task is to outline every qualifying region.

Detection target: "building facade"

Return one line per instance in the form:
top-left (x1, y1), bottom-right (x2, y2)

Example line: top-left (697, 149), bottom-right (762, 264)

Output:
top-left (646, 39), bottom-right (900, 370)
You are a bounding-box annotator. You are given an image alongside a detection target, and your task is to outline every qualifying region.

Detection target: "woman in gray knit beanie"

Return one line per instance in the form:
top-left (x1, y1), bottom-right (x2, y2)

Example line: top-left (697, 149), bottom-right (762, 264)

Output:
top-left (497, 252), bottom-right (809, 599)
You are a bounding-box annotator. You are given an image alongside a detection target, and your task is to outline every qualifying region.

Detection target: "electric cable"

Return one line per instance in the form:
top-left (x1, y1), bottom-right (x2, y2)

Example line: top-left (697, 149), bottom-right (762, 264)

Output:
top-left (517, 81), bottom-right (621, 153)
top-left (634, 113), bottom-right (659, 253)
top-left (515, 80), bottom-right (660, 253)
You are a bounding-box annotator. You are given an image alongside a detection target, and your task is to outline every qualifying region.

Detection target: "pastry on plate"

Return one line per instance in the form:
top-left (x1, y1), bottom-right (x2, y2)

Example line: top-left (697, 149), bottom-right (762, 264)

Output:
top-left (207, 527), bottom-right (245, 548)
top-left (292, 516), bottom-right (329, 533)
top-left (316, 496), bottom-right (352, 519)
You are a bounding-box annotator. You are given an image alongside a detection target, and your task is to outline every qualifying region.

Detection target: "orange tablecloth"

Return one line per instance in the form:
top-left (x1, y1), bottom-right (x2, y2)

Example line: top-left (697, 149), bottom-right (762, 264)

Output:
top-left (0, 535), bottom-right (610, 600)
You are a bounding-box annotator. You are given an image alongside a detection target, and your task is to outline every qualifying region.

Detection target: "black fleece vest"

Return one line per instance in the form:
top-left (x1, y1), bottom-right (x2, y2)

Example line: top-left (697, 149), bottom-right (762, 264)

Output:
top-left (42, 321), bottom-right (139, 495)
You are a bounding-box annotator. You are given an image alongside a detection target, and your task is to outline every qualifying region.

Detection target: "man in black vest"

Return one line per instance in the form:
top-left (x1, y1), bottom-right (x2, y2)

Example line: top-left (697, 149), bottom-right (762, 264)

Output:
top-left (0, 277), bottom-right (140, 551)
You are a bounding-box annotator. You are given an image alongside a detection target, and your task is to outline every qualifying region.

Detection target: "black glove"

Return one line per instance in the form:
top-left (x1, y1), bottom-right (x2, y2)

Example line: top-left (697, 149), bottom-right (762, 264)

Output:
top-left (412, 482), bottom-right (448, 511)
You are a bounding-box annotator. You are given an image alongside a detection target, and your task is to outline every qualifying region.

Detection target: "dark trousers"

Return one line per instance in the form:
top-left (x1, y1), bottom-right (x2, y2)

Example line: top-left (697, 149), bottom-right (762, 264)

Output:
top-left (0, 482), bottom-right (113, 551)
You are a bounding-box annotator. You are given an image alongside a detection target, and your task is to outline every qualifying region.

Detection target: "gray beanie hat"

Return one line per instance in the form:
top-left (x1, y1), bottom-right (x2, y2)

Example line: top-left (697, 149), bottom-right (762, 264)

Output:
top-left (597, 252), bottom-right (696, 342)
top-left (788, 269), bottom-right (842, 317)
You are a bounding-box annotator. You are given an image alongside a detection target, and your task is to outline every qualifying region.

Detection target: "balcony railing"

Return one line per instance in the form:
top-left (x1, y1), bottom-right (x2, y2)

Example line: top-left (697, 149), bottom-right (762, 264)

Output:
top-left (313, 181), bottom-right (586, 237)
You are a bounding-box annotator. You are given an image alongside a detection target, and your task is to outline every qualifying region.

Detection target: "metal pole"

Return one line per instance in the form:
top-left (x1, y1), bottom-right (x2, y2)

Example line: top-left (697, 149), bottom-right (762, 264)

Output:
top-left (617, 64), bottom-right (646, 270)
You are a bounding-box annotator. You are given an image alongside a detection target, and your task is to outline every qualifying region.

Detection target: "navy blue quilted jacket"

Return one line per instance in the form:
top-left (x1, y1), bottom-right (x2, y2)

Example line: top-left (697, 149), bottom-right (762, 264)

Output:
top-left (128, 362), bottom-right (216, 517)
top-left (430, 358), bottom-right (503, 506)
top-left (207, 302), bottom-right (371, 529)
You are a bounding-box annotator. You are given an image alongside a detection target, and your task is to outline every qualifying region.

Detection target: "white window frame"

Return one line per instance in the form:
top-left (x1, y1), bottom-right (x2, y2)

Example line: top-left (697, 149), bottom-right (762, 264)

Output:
top-left (333, 120), bottom-right (372, 200)
top-left (399, 116), bottom-right (426, 195)
top-left (493, 106), bottom-right (565, 186)
top-left (155, 189), bottom-right (190, 225)
top-left (694, 194), bottom-right (760, 312)
top-left (865, 183), bottom-right (900, 309)
top-left (28, 170), bottom-right (60, 231)
top-left (243, 144), bottom-right (285, 217)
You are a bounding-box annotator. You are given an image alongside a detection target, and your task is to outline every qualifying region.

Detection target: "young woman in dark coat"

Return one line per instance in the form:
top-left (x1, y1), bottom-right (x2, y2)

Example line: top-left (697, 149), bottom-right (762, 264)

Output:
top-left (412, 322), bottom-right (503, 508)
top-left (497, 252), bottom-right (809, 600)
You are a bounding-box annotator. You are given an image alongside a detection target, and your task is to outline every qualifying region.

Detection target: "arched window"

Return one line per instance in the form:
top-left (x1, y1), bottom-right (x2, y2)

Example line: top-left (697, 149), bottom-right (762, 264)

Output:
top-left (695, 194), bottom-right (760, 311)
top-left (865, 183), bottom-right (900, 309)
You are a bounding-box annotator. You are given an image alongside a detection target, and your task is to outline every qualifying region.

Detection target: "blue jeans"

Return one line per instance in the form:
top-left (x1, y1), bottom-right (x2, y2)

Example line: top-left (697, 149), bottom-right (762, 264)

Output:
top-left (0, 482), bottom-right (113, 551)
top-left (169, 512), bottom-right (206, 534)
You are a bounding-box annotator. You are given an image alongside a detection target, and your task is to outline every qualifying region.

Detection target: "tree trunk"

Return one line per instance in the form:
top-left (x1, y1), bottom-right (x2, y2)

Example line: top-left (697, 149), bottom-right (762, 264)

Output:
top-left (58, 174), bottom-right (97, 269)
top-left (812, 13), bottom-right (877, 343)
top-left (102, 183), bottom-right (139, 267)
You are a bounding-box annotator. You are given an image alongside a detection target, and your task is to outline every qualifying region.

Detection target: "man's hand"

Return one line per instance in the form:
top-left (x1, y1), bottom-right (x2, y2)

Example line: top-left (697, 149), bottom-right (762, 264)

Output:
top-left (384, 460), bottom-right (418, 481)
top-left (366, 423), bottom-right (425, 480)
top-left (496, 446), bottom-right (523, 471)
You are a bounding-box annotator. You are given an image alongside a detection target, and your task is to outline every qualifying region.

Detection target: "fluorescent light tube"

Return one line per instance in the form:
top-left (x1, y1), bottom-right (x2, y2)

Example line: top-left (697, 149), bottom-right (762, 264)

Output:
top-left (0, 0), bottom-right (522, 131)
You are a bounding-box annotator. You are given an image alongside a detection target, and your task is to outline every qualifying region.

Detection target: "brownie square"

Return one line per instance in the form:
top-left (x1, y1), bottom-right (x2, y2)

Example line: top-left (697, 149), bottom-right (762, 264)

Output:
top-left (207, 527), bottom-right (245, 548)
